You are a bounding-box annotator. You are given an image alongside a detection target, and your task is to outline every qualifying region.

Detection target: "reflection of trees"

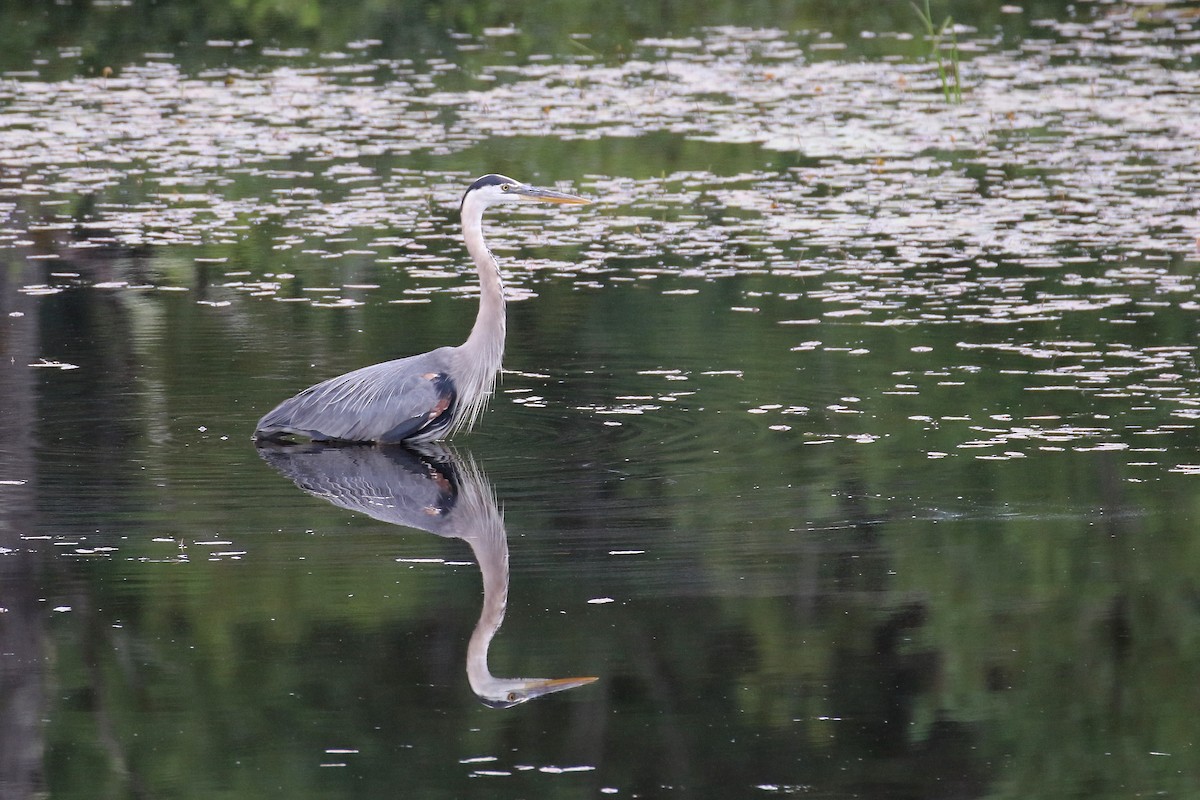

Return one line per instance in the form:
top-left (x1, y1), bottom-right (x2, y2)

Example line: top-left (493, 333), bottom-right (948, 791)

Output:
top-left (0, 255), bottom-right (46, 798)
top-left (890, 470), bottom-right (1200, 799)
top-left (520, 445), bottom-right (989, 797)
top-left (0, 241), bottom-right (157, 798)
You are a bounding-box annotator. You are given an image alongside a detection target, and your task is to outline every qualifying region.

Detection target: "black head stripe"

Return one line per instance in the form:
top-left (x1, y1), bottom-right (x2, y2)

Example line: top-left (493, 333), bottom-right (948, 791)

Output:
top-left (469, 174), bottom-right (514, 190)
top-left (460, 173), bottom-right (519, 211)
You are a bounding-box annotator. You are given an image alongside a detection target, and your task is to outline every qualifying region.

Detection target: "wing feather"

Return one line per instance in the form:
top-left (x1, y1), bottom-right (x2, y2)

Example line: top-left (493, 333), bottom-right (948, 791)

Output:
top-left (255, 350), bottom-right (458, 444)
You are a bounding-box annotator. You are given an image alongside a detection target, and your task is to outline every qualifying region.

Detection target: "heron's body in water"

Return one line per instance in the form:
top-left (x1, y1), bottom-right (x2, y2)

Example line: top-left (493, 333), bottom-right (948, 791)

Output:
top-left (254, 174), bottom-right (589, 444)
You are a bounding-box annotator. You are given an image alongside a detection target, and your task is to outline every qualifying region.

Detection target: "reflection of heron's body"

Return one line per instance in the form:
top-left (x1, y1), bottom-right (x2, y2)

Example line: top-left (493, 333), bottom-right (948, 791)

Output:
top-left (254, 174), bottom-right (589, 444)
top-left (257, 443), bottom-right (596, 707)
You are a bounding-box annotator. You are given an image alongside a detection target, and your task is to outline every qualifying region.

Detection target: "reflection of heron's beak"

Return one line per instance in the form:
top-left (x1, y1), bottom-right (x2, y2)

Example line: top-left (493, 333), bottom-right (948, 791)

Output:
top-left (516, 185), bottom-right (591, 204)
top-left (524, 676), bottom-right (599, 695)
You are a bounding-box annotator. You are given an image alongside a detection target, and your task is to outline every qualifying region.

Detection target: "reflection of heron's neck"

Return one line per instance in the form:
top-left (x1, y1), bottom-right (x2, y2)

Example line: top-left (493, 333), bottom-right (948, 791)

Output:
top-left (463, 517), bottom-right (510, 696)
top-left (454, 199), bottom-right (507, 434)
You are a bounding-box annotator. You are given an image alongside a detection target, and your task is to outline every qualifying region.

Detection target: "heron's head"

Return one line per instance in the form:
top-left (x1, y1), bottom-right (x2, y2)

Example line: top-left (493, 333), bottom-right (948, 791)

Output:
top-left (460, 173), bottom-right (590, 213)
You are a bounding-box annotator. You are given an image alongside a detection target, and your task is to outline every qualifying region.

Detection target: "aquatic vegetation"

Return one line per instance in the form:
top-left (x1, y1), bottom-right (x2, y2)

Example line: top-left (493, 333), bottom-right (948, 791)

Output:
top-left (910, 0), bottom-right (963, 103)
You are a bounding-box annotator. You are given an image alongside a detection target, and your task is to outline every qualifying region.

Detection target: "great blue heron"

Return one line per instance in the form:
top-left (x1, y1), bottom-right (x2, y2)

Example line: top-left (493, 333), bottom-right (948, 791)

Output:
top-left (254, 174), bottom-right (590, 444)
top-left (257, 442), bottom-right (597, 707)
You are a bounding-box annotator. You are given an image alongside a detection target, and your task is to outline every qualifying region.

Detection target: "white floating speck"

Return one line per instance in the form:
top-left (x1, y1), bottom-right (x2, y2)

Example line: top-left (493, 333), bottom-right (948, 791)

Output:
top-left (587, 597), bottom-right (615, 604)
top-left (28, 360), bottom-right (79, 370)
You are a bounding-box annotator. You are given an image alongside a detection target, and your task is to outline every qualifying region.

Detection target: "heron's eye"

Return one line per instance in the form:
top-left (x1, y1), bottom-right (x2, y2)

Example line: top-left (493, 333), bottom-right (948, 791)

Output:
top-left (501, 184), bottom-right (514, 192)
top-left (506, 692), bottom-right (519, 702)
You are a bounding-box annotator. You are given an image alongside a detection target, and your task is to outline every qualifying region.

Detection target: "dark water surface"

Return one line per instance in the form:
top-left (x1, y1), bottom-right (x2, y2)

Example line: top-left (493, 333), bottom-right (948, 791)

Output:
top-left (2, 1), bottom-right (1200, 798)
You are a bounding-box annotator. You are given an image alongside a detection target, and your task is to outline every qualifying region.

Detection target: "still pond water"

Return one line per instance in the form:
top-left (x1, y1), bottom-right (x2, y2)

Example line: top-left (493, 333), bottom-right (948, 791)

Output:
top-left (2, 0), bottom-right (1200, 797)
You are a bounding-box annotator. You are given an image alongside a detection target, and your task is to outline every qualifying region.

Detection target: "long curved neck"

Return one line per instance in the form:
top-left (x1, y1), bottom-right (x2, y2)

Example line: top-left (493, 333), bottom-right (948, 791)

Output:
top-left (462, 202), bottom-right (507, 361)
top-left (453, 197), bottom-right (507, 433)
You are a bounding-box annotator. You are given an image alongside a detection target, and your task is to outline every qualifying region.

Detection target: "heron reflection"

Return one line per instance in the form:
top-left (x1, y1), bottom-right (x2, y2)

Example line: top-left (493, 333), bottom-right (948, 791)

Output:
top-left (256, 443), bottom-right (596, 707)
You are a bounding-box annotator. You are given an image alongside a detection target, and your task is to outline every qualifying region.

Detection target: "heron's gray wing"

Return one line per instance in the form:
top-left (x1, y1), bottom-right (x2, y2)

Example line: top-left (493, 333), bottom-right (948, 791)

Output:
top-left (255, 349), bottom-right (457, 444)
top-left (256, 443), bottom-right (462, 536)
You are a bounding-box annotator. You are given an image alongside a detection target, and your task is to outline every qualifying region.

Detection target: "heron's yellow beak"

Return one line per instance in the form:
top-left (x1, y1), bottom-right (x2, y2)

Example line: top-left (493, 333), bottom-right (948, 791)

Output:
top-left (515, 185), bottom-right (591, 204)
